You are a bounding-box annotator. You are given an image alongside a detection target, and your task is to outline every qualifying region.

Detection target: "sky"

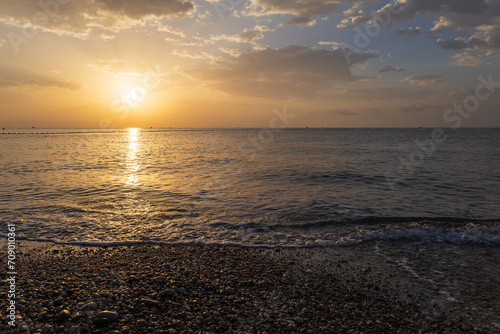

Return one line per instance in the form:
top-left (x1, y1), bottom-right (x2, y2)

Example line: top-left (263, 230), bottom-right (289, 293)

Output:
top-left (0, 0), bottom-right (499, 128)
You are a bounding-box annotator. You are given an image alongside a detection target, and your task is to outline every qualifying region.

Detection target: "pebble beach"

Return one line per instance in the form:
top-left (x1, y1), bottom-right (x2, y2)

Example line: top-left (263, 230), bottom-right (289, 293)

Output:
top-left (2, 239), bottom-right (499, 333)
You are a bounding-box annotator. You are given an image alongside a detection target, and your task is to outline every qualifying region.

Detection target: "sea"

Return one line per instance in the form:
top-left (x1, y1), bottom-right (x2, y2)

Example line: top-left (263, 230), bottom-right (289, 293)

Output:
top-left (1, 127), bottom-right (499, 247)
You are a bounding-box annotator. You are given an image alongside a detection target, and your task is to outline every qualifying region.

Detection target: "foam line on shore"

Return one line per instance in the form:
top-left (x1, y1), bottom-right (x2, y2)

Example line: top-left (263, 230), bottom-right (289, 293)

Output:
top-left (2, 223), bottom-right (499, 248)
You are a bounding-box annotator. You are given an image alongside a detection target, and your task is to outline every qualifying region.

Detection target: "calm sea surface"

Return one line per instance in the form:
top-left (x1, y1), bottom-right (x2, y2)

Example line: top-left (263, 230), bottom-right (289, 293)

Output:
top-left (1, 128), bottom-right (499, 246)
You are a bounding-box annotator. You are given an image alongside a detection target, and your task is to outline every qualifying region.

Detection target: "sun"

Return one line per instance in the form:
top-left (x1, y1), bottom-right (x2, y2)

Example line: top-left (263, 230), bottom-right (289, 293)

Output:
top-left (122, 87), bottom-right (149, 108)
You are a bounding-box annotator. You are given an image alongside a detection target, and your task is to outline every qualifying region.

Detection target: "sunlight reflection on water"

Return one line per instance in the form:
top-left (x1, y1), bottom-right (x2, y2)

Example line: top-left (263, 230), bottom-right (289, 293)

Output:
top-left (126, 128), bottom-right (140, 186)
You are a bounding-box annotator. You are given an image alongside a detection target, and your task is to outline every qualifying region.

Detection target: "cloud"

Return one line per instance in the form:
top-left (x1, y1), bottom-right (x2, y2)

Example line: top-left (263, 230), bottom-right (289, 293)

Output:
top-left (436, 38), bottom-right (470, 50)
top-left (172, 50), bottom-right (218, 62)
top-left (338, 0), bottom-right (500, 51)
top-left (0, 79), bottom-right (82, 91)
top-left (158, 24), bottom-right (186, 38)
top-left (403, 74), bottom-right (446, 86)
top-left (396, 27), bottom-right (420, 35)
top-left (220, 48), bottom-right (242, 57)
top-left (437, 26), bottom-right (500, 51)
top-left (186, 45), bottom-right (379, 99)
top-left (245, 0), bottom-right (347, 26)
top-left (378, 65), bottom-right (405, 73)
top-left (164, 37), bottom-right (203, 46)
top-left (340, 0), bottom-right (494, 28)
top-left (451, 52), bottom-right (493, 67)
top-left (211, 25), bottom-right (270, 44)
top-left (97, 0), bottom-right (193, 19)
top-left (0, 0), bottom-right (194, 39)
top-left (331, 87), bottom-right (435, 101)
top-left (88, 60), bottom-right (166, 79)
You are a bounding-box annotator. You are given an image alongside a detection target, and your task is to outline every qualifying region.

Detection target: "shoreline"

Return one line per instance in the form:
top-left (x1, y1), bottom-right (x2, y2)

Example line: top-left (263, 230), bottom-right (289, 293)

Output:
top-left (1, 240), bottom-right (499, 333)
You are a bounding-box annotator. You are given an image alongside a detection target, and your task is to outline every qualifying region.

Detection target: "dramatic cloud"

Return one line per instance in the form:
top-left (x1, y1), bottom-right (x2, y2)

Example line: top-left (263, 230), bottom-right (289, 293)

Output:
top-left (246, 0), bottom-right (349, 26)
top-left (0, 0), bottom-right (194, 39)
top-left (378, 65), bottom-right (405, 73)
top-left (187, 45), bottom-right (379, 99)
top-left (437, 26), bottom-right (500, 51)
top-left (339, 0), bottom-right (500, 50)
top-left (341, 0), bottom-right (493, 28)
top-left (396, 27), bottom-right (420, 35)
top-left (0, 79), bottom-right (82, 91)
top-left (403, 74), bottom-right (446, 86)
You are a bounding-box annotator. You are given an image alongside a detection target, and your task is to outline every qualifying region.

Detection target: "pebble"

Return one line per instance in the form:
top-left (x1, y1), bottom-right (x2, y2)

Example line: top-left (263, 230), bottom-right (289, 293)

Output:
top-left (41, 325), bottom-right (53, 333)
top-left (53, 298), bottom-right (63, 307)
top-left (1, 241), bottom-right (467, 334)
top-left (160, 289), bottom-right (176, 297)
top-left (56, 310), bottom-right (71, 322)
top-left (94, 310), bottom-right (119, 323)
top-left (68, 326), bottom-right (80, 334)
top-left (141, 298), bottom-right (160, 307)
top-left (79, 302), bottom-right (97, 311)
top-left (151, 276), bottom-right (168, 283)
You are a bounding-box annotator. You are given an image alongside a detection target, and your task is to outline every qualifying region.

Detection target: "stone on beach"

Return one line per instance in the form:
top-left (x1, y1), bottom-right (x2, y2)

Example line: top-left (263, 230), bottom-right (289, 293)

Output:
top-left (93, 311), bottom-right (120, 327)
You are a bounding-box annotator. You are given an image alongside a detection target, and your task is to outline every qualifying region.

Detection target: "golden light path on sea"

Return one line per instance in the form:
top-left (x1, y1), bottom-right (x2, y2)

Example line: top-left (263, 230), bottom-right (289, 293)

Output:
top-left (126, 128), bottom-right (140, 186)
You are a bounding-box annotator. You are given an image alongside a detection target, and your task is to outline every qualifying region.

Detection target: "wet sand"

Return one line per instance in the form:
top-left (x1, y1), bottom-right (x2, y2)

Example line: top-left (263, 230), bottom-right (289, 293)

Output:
top-left (1, 239), bottom-right (499, 333)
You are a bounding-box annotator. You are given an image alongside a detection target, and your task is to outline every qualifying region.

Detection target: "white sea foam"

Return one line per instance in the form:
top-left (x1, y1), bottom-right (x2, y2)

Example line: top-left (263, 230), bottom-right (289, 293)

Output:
top-left (1, 220), bottom-right (498, 248)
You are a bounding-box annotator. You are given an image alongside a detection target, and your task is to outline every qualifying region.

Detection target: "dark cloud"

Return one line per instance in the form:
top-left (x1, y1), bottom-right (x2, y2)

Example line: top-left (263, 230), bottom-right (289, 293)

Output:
top-left (339, 0), bottom-right (500, 50)
top-left (437, 37), bottom-right (490, 50)
top-left (378, 65), bottom-right (405, 73)
top-left (247, 0), bottom-right (379, 26)
top-left (396, 27), bottom-right (420, 35)
top-left (436, 38), bottom-right (469, 50)
top-left (98, 0), bottom-right (193, 19)
top-left (187, 45), bottom-right (379, 99)
top-left (0, 0), bottom-right (194, 39)
top-left (340, 0), bottom-right (492, 28)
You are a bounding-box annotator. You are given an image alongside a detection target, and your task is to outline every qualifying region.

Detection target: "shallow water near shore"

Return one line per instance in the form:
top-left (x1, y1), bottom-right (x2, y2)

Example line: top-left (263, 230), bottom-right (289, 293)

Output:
top-left (1, 127), bottom-right (499, 247)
